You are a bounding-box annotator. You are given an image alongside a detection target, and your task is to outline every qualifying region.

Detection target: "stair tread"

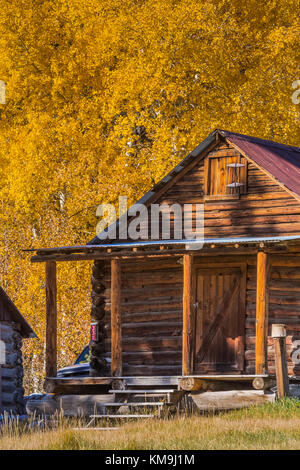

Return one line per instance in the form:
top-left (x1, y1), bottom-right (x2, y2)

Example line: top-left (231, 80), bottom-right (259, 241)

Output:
top-left (109, 389), bottom-right (175, 393)
top-left (90, 414), bottom-right (155, 418)
top-left (100, 402), bottom-right (164, 406)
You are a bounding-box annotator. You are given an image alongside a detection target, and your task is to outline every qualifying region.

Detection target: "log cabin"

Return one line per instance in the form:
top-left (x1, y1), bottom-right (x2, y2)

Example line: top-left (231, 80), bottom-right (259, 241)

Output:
top-left (0, 286), bottom-right (36, 414)
top-left (29, 129), bottom-right (300, 395)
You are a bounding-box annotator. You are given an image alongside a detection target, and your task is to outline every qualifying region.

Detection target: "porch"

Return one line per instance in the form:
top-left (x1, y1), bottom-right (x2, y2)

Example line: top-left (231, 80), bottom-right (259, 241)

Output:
top-left (43, 373), bottom-right (272, 394)
top-left (28, 373), bottom-right (275, 417)
top-left (27, 235), bottom-right (300, 388)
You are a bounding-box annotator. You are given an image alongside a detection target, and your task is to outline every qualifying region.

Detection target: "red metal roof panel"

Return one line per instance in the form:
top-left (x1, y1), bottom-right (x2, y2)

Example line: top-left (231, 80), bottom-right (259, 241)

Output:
top-left (219, 130), bottom-right (300, 197)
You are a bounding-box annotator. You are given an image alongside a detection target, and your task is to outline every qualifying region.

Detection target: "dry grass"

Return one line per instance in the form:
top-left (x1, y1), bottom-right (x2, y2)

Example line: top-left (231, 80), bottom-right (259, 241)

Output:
top-left (1, 399), bottom-right (300, 450)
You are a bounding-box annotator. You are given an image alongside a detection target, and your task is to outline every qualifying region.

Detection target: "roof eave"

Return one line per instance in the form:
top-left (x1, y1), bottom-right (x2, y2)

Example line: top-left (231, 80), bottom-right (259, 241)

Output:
top-left (28, 235), bottom-right (300, 259)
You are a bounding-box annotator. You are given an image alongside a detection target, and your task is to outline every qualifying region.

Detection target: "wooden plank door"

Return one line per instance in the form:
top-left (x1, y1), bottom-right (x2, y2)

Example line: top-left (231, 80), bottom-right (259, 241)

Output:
top-left (193, 267), bottom-right (246, 373)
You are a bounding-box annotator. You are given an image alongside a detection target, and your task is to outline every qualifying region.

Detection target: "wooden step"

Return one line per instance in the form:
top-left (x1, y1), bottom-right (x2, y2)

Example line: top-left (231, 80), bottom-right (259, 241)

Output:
top-left (123, 376), bottom-right (179, 386)
top-left (90, 414), bottom-right (155, 419)
top-left (100, 402), bottom-right (164, 407)
top-left (109, 389), bottom-right (175, 394)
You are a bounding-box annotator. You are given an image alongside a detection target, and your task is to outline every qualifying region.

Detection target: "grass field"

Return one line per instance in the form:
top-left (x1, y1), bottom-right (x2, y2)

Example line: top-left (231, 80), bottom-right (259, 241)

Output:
top-left (1, 399), bottom-right (300, 450)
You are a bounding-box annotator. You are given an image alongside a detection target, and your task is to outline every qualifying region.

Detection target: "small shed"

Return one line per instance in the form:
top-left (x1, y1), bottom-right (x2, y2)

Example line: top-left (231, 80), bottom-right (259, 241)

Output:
top-left (0, 286), bottom-right (36, 415)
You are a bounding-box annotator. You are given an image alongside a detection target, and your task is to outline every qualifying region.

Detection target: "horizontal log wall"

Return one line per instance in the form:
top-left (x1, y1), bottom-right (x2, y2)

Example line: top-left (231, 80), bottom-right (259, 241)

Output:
top-left (105, 141), bottom-right (300, 243)
top-left (0, 322), bottom-right (25, 414)
top-left (90, 261), bottom-right (110, 376)
top-left (245, 256), bottom-right (300, 376)
top-left (93, 254), bottom-right (300, 377)
top-left (157, 142), bottom-right (300, 238)
top-left (98, 257), bottom-right (183, 376)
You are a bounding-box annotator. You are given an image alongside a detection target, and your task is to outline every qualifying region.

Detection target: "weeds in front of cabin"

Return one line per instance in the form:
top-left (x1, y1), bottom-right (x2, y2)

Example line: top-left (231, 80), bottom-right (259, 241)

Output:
top-left (220, 397), bottom-right (300, 419)
top-left (1, 399), bottom-right (300, 450)
top-left (0, 410), bottom-right (64, 438)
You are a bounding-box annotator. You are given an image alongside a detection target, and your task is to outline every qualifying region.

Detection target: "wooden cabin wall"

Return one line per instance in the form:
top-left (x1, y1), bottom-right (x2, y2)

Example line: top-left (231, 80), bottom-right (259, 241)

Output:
top-left (90, 139), bottom-right (300, 377)
top-left (91, 257), bottom-right (183, 376)
top-left (103, 141), bottom-right (300, 245)
top-left (0, 322), bottom-right (25, 414)
top-left (191, 254), bottom-right (300, 377)
top-left (245, 255), bottom-right (300, 376)
top-left (106, 257), bottom-right (183, 376)
top-left (90, 260), bottom-right (110, 376)
top-left (156, 142), bottom-right (300, 239)
top-left (91, 253), bottom-right (300, 377)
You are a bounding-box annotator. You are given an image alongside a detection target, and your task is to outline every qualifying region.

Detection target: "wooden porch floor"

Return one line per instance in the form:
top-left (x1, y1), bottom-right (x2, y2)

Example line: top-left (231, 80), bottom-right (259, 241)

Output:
top-left (44, 374), bottom-right (272, 394)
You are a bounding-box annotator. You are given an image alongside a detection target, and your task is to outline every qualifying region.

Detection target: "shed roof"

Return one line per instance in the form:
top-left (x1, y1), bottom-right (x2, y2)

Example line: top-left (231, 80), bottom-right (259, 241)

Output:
top-left (0, 286), bottom-right (36, 338)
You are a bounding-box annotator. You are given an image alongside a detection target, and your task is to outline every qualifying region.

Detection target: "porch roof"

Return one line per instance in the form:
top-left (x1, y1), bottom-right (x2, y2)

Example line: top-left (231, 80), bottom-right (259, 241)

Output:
top-left (26, 235), bottom-right (300, 262)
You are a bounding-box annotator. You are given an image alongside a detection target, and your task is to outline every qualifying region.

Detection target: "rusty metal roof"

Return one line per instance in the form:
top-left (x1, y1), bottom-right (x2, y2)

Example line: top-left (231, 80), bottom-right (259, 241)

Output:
top-left (220, 130), bottom-right (300, 198)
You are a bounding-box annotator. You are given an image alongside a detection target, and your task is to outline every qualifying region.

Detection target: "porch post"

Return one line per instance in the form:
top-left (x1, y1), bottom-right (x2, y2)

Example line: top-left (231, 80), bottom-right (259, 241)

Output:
top-left (182, 254), bottom-right (193, 376)
top-left (45, 261), bottom-right (57, 377)
top-left (255, 251), bottom-right (269, 374)
top-left (111, 258), bottom-right (122, 376)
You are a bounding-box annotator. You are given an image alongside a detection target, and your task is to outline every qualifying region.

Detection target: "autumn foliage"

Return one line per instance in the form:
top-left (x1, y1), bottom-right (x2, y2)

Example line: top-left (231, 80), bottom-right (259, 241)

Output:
top-left (0, 0), bottom-right (298, 392)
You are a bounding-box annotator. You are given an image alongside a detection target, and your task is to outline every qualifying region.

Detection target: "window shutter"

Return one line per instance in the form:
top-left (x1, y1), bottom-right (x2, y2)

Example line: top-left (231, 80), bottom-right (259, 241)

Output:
top-left (205, 155), bottom-right (247, 197)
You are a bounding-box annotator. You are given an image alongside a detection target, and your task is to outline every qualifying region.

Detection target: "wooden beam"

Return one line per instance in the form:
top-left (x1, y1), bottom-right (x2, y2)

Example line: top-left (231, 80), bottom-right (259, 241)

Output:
top-left (270, 254), bottom-right (300, 266)
top-left (45, 261), bottom-right (57, 378)
top-left (182, 254), bottom-right (193, 376)
top-left (272, 324), bottom-right (290, 398)
top-left (30, 245), bottom-right (288, 263)
top-left (111, 258), bottom-right (122, 376)
top-left (255, 251), bottom-right (269, 375)
top-left (191, 390), bottom-right (275, 411)
top-left (31, 251), bottom-right (185, 263)
top-left (179, 377), bottom-right (274, 392)
top-left (44, 376), bottom-right (113, 394)
top-left (252, 377), bottom-right (276, 390)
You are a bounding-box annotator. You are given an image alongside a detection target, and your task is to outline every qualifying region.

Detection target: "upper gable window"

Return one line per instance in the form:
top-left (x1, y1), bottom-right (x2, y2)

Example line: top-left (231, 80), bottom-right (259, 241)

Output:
top-left (204, 155), bottom-right (247, 199)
